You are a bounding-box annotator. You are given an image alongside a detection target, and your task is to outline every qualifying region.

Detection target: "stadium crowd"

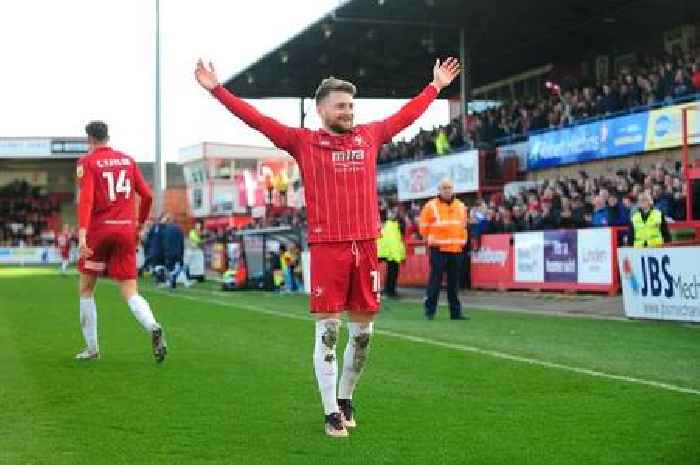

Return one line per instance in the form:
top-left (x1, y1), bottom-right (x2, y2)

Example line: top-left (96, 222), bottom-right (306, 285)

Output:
top-left (376, 161), bottom-right (687, 244)
top-left (0, 180), bottom-right (61, 246)
top-left (466, 161), bottom-right (687, 239)
top-left (473, 48), bottom-right (700, 145)
top-left (377, 48), bottom-right (700, 166)
top-left (193, 159), bottom-right (687, 249)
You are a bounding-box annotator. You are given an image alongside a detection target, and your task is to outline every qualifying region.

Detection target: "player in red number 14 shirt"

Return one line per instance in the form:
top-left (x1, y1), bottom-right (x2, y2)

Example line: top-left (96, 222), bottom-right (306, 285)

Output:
top-left (196, 57), bottom-right (460, 437)
top-left (75, 121), bottom-right (166, 363)
top-left (55, 223), bottom-right (72, 275)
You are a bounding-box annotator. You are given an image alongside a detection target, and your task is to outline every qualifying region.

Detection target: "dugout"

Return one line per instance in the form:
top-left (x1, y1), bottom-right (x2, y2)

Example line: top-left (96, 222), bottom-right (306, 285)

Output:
top-left (231, 226), bottom-right (305, 291)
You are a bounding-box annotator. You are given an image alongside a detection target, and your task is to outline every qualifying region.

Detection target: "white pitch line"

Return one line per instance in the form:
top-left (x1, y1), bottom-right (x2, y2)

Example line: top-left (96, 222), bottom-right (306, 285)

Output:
top-left (148, 287), bottom-right (700, 397)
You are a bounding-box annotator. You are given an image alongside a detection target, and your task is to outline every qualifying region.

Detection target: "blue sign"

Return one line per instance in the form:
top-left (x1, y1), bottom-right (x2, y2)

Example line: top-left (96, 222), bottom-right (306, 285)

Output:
top-left (528, 112), bottom-right (649, 170)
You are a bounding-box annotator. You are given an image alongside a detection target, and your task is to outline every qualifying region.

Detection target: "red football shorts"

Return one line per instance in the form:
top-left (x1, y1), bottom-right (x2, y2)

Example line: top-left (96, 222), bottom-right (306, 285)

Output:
top-left (78, 227), bottom-right (137, 281)
top-left (60, 247), bottom-right (70, 260)
top-left (309, 240), bottom-right (380, 314)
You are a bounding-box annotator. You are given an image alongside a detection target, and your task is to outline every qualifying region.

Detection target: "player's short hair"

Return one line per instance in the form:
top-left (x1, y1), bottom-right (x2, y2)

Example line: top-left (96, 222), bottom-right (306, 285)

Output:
top-left (314, 77), bottom-right (356, 104)
top-left (85, 121), bottom-right (109, 142)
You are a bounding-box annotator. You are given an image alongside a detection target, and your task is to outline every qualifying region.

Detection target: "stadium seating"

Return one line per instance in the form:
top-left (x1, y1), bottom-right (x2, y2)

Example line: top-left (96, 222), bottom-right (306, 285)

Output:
top-left (0, 180), bottom-right (63, 246)
top-left (378, 46), bottom-right (700, 166)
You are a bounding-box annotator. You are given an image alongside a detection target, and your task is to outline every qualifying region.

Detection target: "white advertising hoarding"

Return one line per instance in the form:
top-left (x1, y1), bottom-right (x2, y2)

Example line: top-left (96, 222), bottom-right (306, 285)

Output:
top-left (514, 232), bottom-right (544, 282)
top-left (0, 247), bottom-right (61, 264)
top-left (511, 229), bottom-right (614, 285)
top-left (577, 228), bottom-right (613, 284)
top-left (396, 150), bottom-right (479, 201)
top-left (0, 139), bottom-right (51, 157)
top-left (618, 246), bottom-right (700, 322)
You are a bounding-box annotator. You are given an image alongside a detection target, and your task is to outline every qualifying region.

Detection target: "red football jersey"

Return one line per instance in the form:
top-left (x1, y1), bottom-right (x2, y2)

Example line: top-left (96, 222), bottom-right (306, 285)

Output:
top-left (77, 147), bottom-right (153, 231)
top-left (56, 233), bottom-right (70, 250)
top-left (211, 84), bottom-right (438, 243)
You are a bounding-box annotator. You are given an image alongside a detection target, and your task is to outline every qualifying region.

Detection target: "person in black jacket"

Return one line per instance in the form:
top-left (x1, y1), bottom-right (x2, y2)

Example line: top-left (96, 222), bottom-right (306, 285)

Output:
top-left (161, 216), bottom-right (189, 289)
top-left (145, 214), bottom-right (167, 284)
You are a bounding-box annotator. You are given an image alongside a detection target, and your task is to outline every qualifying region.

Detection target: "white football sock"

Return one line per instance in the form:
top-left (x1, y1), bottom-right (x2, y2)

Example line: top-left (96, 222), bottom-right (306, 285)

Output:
top-left (61, 260), bottom-right (68, 273)
top-left (338, 321), bottom-right (374, 400)
top-left (79, 297), bottom-right (98, 351)
top-left (313, 319), bottom-right (341, 415)
top-left (127, 295), bottom-right (158, 332)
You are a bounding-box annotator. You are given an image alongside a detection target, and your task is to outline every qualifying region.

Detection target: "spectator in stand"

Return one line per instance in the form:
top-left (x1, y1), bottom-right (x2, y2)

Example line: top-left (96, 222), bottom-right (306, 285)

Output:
top-left (652, 184), bottom-right (674, 219)
top-left (671, 69), bottom-right (693, 98)
top-left (493, 206), bottom-right (518, 233)
top-left (434, 128), bottom-right (451, 155)
top-left (692, 63), bottom-right (700, 92)
top-left (591, 195), bottom-right (610, 227)
top-left (607, 194), bottom-right (628, 226)
top-left (538, 202), bottom-right (560, 230)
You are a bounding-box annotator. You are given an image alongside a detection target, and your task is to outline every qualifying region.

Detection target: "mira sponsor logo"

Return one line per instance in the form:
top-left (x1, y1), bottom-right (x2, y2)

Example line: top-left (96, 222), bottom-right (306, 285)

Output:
top-left (472, 248), bottom-right (507, 266)
top-left (332, 150), bottom-right (364, 162)
top-left (635, 254), bottom-right (700, 299)
top-left (332, 150), bottom-right (365, 173)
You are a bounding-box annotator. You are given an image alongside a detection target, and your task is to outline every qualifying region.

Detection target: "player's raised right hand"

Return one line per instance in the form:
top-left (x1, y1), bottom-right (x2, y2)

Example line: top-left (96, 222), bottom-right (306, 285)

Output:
top-left (195, 59), bottom-right (220, 91)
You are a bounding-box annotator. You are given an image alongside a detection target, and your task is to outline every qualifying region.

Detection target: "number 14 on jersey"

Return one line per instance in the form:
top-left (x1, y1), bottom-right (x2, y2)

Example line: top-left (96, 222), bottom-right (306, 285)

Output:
top-left (102, 170), bottom-right (132, 201)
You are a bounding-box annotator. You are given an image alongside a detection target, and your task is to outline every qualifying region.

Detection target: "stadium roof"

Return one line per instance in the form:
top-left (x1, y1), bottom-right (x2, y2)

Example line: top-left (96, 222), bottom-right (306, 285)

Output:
top-left (225, 0), bottom-right (700, 100)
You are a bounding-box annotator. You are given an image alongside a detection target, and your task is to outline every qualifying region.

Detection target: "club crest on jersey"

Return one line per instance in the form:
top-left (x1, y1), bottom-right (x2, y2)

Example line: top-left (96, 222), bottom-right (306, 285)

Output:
top-left (354, 136), bottom-right (364, 145)
top-left (76, 165), bottom-right (84, 178)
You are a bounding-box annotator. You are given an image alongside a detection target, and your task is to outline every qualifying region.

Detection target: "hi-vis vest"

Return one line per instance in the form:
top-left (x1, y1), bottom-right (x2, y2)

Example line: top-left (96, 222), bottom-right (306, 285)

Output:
top-left (377, 219), bottom-right (406, 262)
top-left (419, 197), bottom-right (467, 253)
top-left (632, 209), bottom-right (663, 248)
top-left (189, 229), bottom-right (202, 248)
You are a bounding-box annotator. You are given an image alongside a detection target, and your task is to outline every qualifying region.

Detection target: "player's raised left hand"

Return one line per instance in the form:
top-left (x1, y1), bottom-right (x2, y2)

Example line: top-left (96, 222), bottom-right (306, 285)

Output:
top-left (431, 57), bottom-right (460, 91)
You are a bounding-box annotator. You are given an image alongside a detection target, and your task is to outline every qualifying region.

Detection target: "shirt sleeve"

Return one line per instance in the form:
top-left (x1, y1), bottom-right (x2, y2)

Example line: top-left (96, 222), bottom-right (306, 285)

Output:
top-left (418, 201), bottom-right (435, 239)
top-left (370, 84), bottom-right (439, 145)
top-left (77, 161), bottom-right (95, 231)
top-left (133, 165), bottom-right (153, 227)
top-left (211, 84), bottom-right (299, 154)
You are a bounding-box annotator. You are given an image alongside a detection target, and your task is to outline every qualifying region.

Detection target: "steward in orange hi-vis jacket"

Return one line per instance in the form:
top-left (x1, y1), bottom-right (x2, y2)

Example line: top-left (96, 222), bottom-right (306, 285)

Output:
top-left (418, 179), bottom-right (469, 321)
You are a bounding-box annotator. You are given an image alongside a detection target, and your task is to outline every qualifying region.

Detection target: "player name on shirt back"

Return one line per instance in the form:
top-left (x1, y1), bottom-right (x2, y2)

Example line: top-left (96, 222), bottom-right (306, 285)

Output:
top-left (95, 158), bottom-right (132, 169)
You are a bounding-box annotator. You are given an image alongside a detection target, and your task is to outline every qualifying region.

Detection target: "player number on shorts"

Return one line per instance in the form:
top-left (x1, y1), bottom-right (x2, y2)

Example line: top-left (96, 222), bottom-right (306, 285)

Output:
top-left (102, 170), bottom-right (131, 201)
top-left (370, 270), bottom-right (380, 293)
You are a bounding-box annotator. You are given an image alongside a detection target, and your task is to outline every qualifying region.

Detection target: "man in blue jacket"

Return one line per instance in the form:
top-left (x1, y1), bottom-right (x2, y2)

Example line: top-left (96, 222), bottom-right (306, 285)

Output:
top-left (591, 195), bottom-right (611, 227)
top-left (161, 217), bottom-right (188, 289)
top-left (145, 214), bottom-right (167, 283)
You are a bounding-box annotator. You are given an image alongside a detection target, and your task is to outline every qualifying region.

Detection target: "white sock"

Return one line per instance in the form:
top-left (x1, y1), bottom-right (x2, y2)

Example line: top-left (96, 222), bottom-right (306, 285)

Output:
top-left (127, 295), bottom-right (158, 332)
top-left (338, 322), bottom-right (374, 400)
top-left (61, 260), bottom-right (68, 273)
top-left (313, 319), bottom-right (341, 415)
top-left (79, 297), bottom-right (98, 351)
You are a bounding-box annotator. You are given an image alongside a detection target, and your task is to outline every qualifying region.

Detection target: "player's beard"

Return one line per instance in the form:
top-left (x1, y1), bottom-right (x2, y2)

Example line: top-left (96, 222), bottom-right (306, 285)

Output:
top-left (327, 116), bottom-right (353, 134)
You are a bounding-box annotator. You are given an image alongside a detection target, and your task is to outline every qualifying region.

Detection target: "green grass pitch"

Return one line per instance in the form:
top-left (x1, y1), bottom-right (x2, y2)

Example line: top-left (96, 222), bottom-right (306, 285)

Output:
top-left (0, 267), bottom-right (698, 465)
